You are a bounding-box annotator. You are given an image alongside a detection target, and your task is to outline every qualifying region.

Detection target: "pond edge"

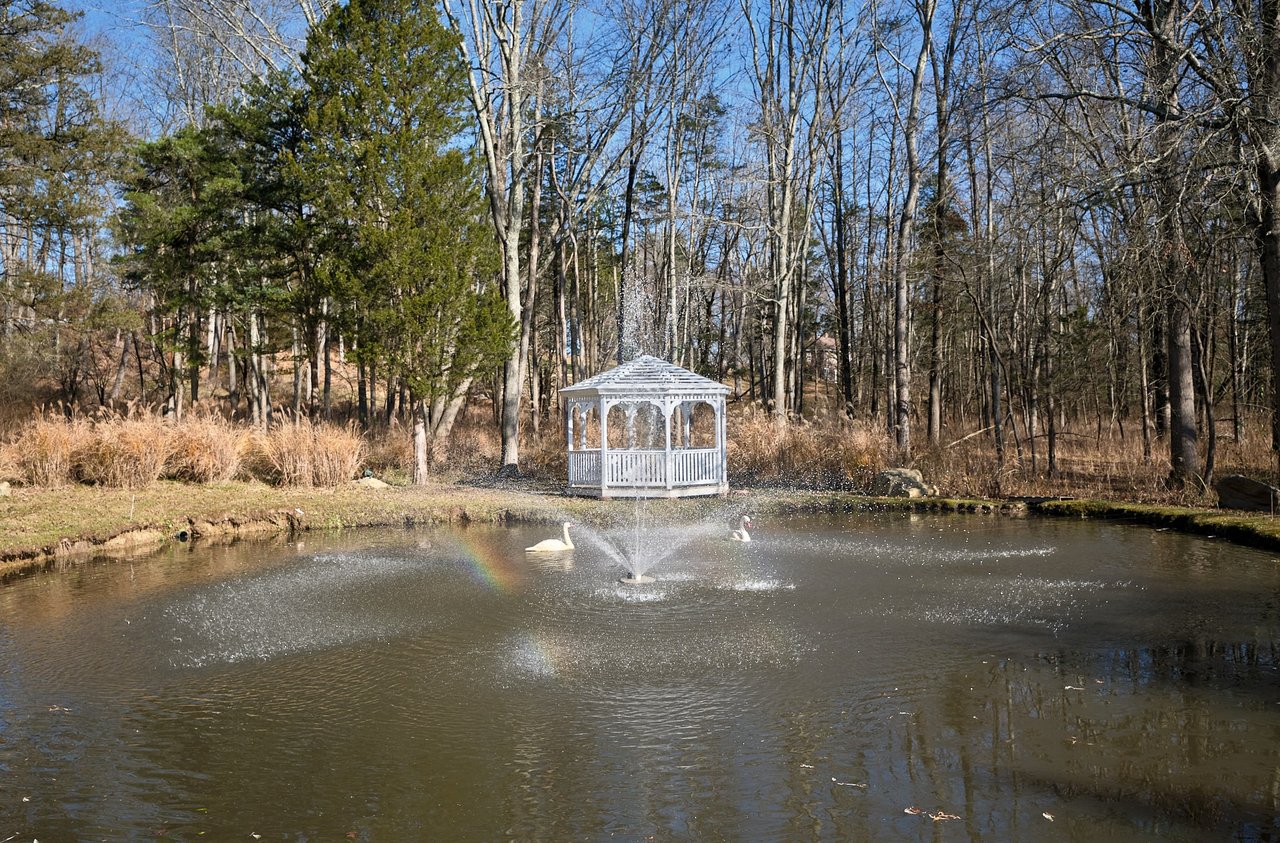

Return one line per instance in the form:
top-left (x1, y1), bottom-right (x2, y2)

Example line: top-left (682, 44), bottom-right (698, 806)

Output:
top-left (5, 486), bottom-right (1280, 581)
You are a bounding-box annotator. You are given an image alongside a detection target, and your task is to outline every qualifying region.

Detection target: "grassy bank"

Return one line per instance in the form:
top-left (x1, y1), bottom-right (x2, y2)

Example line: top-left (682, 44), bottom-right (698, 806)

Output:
top-left (6, 477), bottom-right (1280, 583)
top-left (1029, 498), bottom-right (1280, 550)
top-left (0, 479), bottom-right (559, 571)
top-left (5, 406), bottom-right (1280, 579)
top-left (0, 478), bottom-right (974, 564)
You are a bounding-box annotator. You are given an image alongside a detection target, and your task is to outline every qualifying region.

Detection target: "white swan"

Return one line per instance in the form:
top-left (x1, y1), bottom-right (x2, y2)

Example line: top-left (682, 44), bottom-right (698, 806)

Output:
top-left (730, 515), bottom-right (753, 542)
top-left (526, 522), bottom-right (574, 552)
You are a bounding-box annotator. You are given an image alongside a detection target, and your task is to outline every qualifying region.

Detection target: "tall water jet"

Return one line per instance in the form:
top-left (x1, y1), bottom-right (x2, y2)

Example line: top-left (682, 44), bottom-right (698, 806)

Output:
top-left (568, 515), bottom-right (724, 584)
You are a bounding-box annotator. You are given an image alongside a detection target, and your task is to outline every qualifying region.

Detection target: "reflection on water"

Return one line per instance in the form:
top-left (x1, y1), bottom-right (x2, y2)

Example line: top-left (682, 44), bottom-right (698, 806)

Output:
top-left (1, 513), bottom-right (1279, 841)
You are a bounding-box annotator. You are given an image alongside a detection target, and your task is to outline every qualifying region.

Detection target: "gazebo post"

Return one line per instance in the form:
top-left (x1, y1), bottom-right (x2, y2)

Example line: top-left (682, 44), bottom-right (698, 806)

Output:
top-left (599, 398), bottom-right (610, 498)
top-left (717, 397), bottom-right (727, 488)
top-left (567, 402), bottom-right (575, 453)
top-left (664, 400), bottom-right (673, 491)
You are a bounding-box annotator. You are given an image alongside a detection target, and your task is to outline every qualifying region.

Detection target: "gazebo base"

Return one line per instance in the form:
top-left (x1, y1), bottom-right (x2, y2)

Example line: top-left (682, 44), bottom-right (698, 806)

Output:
top-left (569, 483), bottom-right (729, 500)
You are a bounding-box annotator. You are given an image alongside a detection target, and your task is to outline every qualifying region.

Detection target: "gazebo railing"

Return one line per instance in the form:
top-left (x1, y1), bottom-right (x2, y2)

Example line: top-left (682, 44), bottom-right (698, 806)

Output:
top-left (607, 451), bottom-right (666, 486)
top-left (568, 450), bottom-right (602, 485)
top-left (568, 448), bottom-right (721, 489)
top-left (671, 448), bottom-right (720, 484)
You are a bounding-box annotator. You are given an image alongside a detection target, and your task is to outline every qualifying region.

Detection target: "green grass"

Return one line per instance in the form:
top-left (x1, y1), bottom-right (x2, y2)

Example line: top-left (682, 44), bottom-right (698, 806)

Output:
top-left (1029, 498), bottom-right (1280, 550)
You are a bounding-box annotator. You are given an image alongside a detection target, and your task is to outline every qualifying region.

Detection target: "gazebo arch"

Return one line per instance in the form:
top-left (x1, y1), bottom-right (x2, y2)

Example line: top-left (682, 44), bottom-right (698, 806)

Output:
top-left (561, 355), bottom-right (730, 499)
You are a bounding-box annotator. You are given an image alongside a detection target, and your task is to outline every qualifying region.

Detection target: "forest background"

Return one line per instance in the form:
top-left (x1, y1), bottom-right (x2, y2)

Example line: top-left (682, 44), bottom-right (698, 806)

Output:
top-left (2, 0), bottom-right (1278, 504)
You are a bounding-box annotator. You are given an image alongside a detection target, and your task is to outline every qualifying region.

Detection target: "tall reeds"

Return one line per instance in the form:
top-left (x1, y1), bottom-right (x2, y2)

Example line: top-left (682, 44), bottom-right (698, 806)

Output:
top-left (14, 413), bottom-right (91, 487)
top-left (0, 441), bottom-right (19, 484)
top-left (310, 421), bottom-right (364, 486)
top-left (727, 408), bottom-right (884, 489)
top-left (73, 411), bottom-right (172, 488)
top-left (5, 401), bottom-right (1273, 503)
top-left (257, 418), bottom-right (364, 487)
top-left (167, 413), bottom-right (245, 483)
top-left (8, 412), bottom-right (364, 489)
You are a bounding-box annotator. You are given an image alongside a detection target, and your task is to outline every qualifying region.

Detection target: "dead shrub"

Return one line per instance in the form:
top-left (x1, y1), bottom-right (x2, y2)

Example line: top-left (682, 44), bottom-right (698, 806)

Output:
top-left (166, 414), bottom-right (245, 483)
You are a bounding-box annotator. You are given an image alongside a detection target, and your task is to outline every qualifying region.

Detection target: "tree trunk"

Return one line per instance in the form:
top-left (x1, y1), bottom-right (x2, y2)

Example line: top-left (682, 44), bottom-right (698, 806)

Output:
top-left (412, 399), bottom-right (429, 485)
top-left (1259, 161), bottom-right (1280, 472)
top-left (1167, 295), bottom-right (1201, 485)
top-left (109, 331), bottom-right (130, 404)
top-left (292, 326), bottom-right (303, 416)
top-left (432, 378), bottom-right (473, 448)
top-left (890, 0), bottom-right (935, 458)
top-left (832, 128), bottom-right (854, 416)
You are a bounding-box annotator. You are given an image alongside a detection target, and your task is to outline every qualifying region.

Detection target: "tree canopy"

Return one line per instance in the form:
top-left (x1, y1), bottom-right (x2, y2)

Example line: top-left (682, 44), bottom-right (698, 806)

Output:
top-left (3, 0), bottom-right (1280, 492)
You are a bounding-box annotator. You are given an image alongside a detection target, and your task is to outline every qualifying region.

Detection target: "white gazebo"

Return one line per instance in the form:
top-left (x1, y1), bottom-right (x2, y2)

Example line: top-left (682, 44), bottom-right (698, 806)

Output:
top-left (561, 355), bottom-right (730, 498)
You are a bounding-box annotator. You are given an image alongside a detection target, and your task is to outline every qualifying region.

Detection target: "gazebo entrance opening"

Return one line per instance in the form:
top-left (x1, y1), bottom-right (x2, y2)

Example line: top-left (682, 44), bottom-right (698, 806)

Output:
top-left (562, 355), bottom-right (729, 499)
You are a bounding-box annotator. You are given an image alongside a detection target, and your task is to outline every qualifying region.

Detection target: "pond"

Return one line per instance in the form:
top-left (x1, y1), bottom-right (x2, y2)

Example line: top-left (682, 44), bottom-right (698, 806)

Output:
top-left (1, 512), bottom-right (1279, 841)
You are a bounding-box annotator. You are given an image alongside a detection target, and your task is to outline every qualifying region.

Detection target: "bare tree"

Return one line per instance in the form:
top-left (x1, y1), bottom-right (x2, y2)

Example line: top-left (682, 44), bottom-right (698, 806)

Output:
top-left (742, 0), bottom-right (838, 420)
top-left (874, 0), bottom-right (938, 457)
top-left (138, 0), bottom-right (326, 128)
top-left (443, 0), bottom-right (668, 474)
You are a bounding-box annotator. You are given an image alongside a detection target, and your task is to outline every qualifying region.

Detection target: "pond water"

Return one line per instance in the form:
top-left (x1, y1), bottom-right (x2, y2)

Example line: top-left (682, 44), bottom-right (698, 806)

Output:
top-left (2, 513), bottom-right (1279, 841)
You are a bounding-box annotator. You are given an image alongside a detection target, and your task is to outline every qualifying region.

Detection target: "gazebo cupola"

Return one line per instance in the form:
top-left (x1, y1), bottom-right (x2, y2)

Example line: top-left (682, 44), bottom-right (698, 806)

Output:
top-left (561, 355), bottom-right (730, 499)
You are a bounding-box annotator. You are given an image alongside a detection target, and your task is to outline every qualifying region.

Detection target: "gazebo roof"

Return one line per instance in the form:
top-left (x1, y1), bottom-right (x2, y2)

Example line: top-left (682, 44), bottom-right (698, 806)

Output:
top-left (560, 354), bottom-right (730, 398)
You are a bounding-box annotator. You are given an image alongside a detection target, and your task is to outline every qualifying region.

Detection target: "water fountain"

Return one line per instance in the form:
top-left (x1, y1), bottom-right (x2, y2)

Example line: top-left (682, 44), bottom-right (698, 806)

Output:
top-left (564, 507), bottom-right (726, 585)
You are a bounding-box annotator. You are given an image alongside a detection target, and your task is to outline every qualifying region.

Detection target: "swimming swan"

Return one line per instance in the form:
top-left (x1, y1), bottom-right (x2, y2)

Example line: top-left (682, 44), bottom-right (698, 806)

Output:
top-left (730, 515), bottom-right (753, 542)
top-left (526, 522), bottom-right (574, 552)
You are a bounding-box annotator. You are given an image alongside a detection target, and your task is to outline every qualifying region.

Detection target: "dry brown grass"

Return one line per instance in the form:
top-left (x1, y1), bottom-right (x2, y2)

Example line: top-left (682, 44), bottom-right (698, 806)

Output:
top-left (522, 420), bottom-right (568, 479)
top-left (256, 423), bottom-right (314, 486)
top-left (14, 413), bottom-right (92, 487)
top-left (7, 413), bottom-right (366, 489)
top-left (364, 423), bottom-right (414, 476)
top-left (166, 413), bottom-right (245, 483)
top-left (358, 410), bottom-right (503, 480)
top-left (257, 419), bottom-right (364, 487)
top-left (728, 407), bottom-right (885, 489)
top-left (4, 399), bottom-right (1274, 504)
top-left (72, 411), bottom-right (172, 488)
top-left (914, 418), bottom-right (1273, 505)
top-left (311, 421), bottom-right (364, 486)
top-left (0, 440), bottom-right (22, 484)
top-left (438, 413), bottom-right (502, 474)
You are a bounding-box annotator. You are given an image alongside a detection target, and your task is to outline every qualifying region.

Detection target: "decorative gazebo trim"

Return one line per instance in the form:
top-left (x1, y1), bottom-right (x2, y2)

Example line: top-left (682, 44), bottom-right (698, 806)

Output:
top-left (560, 355), bottom-right (730, 499)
